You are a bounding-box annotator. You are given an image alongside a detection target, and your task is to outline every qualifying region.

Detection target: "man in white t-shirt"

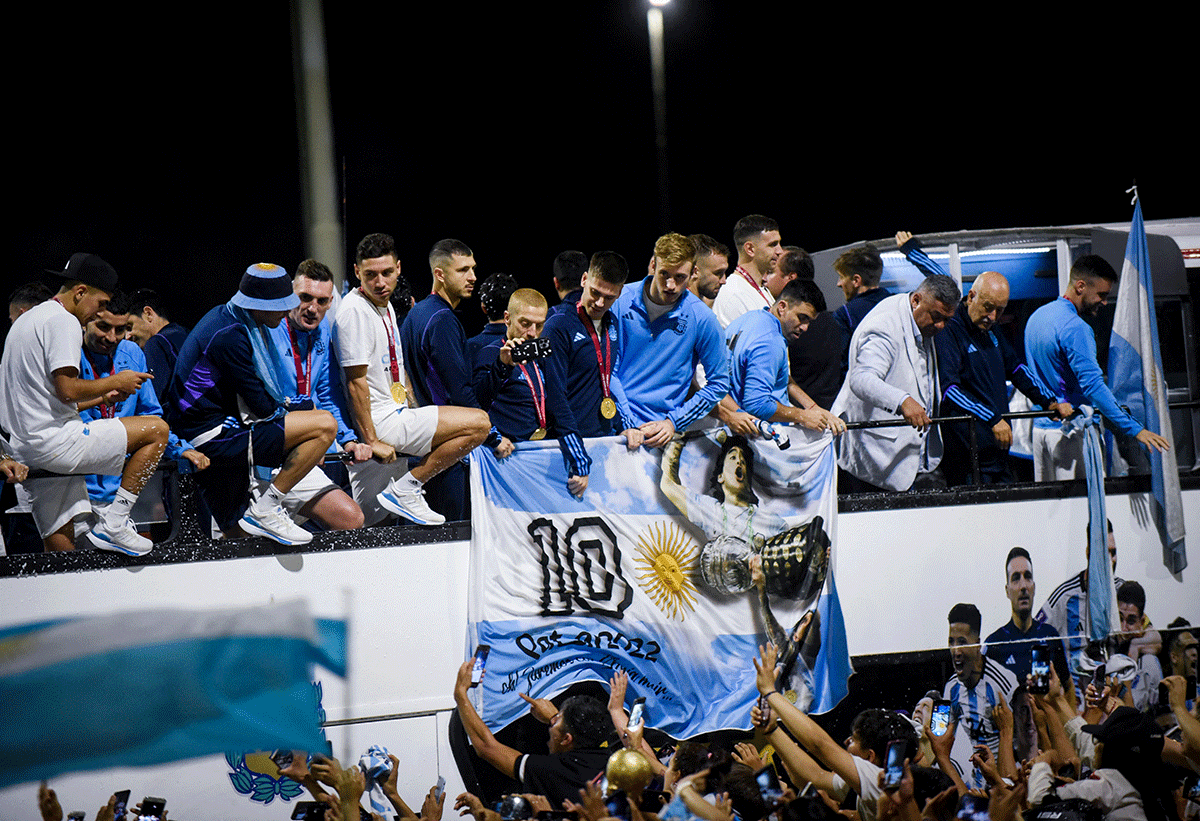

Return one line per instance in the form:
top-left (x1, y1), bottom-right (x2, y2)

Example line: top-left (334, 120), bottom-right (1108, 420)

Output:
top-left (334, 233), bottom-right (490, 526)
top-left (712, 214), bottom-right (784, 329)
top-left (0, 254), bottom-right (169, 555)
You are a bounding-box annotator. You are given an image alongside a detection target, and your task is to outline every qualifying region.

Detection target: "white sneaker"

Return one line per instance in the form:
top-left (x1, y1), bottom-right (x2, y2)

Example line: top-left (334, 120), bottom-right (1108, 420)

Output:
top-left (87, 517), bottom-right (154, 556)
top-left (378, 479), bottom-right (446, 525)
top-left (240, 503), bottom-right (313, 545)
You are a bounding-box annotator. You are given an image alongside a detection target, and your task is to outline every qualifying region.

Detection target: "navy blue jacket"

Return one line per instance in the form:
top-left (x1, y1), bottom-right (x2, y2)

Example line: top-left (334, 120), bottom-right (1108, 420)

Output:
top-left (467, 322), bottom-right (507, 364)
top-left (548, 289), bottom-right (582, 318)
top-left (167, 305), bottom-right (280, 440)
top-left (541, 307), bottom-right (634, 437)
top-left (400, 293), bottom-right (480, 408)
top-left (143, 321), bottom-right (189, 406)
top-left (474, 337), bottom-right (590, 477)
top-left (833, 287), bottom-right (891, 376)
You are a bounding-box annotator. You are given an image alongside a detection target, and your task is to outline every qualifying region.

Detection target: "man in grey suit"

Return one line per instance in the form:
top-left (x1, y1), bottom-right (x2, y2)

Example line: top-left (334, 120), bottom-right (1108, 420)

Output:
top-left (831, 274), bottom-right (959, 491)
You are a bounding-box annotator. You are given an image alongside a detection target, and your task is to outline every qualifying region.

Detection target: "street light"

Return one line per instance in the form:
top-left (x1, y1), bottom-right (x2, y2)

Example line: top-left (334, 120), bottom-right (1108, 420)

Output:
top-left (647, 0), bottom-right (670, 231)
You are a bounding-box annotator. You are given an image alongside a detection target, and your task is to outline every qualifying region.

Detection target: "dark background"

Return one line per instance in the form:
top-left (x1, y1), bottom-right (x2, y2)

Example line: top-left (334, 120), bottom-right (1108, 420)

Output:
top-left (10, 2), bottom-right (1196, 339)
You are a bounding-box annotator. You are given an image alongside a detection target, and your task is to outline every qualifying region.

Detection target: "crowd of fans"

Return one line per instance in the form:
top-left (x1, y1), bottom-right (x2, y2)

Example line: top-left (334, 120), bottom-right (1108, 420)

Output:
top-left (0, 217), bottom-right (1176, 556)
top-left (40, 586), bottom-right (1194, 820)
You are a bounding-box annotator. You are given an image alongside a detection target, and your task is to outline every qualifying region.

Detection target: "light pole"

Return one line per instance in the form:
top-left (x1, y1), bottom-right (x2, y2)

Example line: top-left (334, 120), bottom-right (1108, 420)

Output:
top-left (647, 0), bottom-right (671, 232)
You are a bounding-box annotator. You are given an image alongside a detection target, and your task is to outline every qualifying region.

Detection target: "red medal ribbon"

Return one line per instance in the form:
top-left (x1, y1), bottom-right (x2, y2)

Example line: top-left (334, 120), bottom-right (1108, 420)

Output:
top-left (287, 322), bottom-right (315, 396)
top-left (576, 303), bottom-right (613, 400)
top-left (360, 288), bottom-right (401, 384)
top-left (517, 361), bottom-right (547, 432)
top-left (736, 265), bottom-right (770, 302)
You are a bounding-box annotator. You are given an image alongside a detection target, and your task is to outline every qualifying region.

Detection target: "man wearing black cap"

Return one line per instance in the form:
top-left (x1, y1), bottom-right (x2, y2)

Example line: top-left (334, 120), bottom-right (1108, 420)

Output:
top-left (167, 263), bottom-right (339, 546)
top-left (0, 253), bottom-right (169, 554)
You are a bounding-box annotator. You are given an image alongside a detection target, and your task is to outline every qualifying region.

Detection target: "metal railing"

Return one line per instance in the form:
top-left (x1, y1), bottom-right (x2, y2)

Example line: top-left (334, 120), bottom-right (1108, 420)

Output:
top-left (843, 399), bottom-right (1199, 487)
top-left (7, 403), bottom-right (1198, 553)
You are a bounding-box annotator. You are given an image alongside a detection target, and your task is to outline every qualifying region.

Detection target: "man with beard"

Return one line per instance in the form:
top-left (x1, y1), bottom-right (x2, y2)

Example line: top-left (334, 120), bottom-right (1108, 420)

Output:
top-left (985, 547), bottom-right (1069, 687)
top-left (267, 260), bottom-right (368, 531)
top-left (2, 254), bottom-right (168, 554)
top-left (713, 215), bottom-right (783, 328)
top-left (943, 602), bottom-right (1017, 789)
top-left (1024, 254), bottom-right (1170, 480)
top-left (721, 279), bottom-right (844, 434)
top-left (338, 235), bottom-right (489, 525)
top-left (77, 291), bottom-right (208, 524)
top-left (687, 233), bottom-right (729, 309)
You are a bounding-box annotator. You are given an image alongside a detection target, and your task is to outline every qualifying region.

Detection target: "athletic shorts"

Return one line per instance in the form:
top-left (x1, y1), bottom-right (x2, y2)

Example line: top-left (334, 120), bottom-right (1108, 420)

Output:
top-left (17, 417), bottom-right (127, 538)
top-left (374, 405), bottom-right (438, 458)
top-left (192, 418), bottom-right (286, 531)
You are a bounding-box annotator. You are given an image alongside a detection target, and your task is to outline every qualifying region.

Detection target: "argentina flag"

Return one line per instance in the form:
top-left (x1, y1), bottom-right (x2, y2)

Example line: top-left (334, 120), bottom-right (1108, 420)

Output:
top-left (1107, 198), bottom-right (1187, 573)
top-left (467, 428), bottom-right (851, 738)
top-left (0, 600), bottom-right (345, 788)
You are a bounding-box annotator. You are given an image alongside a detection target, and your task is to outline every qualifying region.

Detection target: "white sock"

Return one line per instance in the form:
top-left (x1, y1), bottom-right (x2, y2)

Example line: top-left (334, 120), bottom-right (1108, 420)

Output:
top-left (396, 472), bottom-right (423, 490)
top-left (252, 483), bottom-right (287, 514)
top-left (104, 487), bottom-right (138, 528)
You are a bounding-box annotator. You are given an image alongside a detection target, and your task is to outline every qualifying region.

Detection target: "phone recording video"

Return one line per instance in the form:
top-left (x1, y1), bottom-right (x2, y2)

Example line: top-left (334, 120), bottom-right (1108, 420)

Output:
top-left (138, 797), bottom-right (166, 821)
top-left (755, 765), bottom-right (785, 809)
top-left (955, 794), bottom-right (989, 821)
top-left (604, 790), bottom-right (632, 821)
top-left (931, 699), bottom-right (951, 737)
top-left (112, 789), bottom-right (131, 821)
top-left (883, 740), bottom-right (905, 791)
top-left (628, 697), bottom-right (646, 730)
top-left (1029, 643), bottom-right (1050, 695)
top-left (471, 645), bottom-right (490, 688)
top-left (293, 801), bottom-right (328, 821)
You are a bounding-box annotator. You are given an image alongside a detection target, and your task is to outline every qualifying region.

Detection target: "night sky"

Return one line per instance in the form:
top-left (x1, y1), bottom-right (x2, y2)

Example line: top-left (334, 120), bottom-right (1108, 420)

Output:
top-left (11, 2), bottom-right (1195, 338)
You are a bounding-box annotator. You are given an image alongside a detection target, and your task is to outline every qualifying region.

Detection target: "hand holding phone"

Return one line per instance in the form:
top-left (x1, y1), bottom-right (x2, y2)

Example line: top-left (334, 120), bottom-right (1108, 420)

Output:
top-left (628, 697), bottom-right (646, 730)
top-left (1029, 643), bottom-right (1050, 695)
top-left (930, 699), bottom-right (951, 737)
top-left (471, 645), bottom-right (490, 688)
top-left (882, 740), bottom-right (905, 792)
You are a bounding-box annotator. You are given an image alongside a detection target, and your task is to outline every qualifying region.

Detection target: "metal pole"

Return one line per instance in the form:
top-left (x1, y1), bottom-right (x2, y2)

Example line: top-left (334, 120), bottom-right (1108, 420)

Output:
top-left (647, 6), bottom-right (670, 232)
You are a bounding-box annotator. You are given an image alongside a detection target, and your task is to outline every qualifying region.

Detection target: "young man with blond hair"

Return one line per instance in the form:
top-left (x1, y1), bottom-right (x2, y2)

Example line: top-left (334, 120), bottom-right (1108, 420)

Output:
top-left (474, 289), bottom-right (591, 497)
top-left (613, 233), bottom-right (730, 448)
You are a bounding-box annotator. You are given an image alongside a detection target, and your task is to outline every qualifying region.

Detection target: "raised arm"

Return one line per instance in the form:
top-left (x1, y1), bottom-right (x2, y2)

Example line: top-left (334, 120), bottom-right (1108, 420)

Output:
top-left (453, 659), bottom-right (522, 779)
top-left (754, 644), bottom-right (860, 791)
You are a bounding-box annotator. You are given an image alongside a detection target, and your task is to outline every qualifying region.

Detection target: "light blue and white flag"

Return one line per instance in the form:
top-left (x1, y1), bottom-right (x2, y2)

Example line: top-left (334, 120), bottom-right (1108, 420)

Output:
top-left (0, 600), bottom-right (346, 788)
top-left (1108, 199), bottom-right (1187, 573)
top-left (468, 428), bottom-right (851, 738)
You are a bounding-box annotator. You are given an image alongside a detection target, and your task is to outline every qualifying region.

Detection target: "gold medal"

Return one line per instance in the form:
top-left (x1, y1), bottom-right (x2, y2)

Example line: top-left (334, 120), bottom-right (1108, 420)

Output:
top-left (391, 383), bottom-right (407, 405)
top-left (600, 397), bottom-right (617, 419)
top-left (530, 427), bottom-right (547, 440)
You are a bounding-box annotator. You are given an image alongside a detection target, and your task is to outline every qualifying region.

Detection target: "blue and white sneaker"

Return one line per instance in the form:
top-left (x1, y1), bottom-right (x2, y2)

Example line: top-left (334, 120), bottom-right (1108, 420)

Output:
top-left (378, 480), bottom-right (445, 525)
top-left (87, 517), bottom-right (154, 556)
top-left (240, 503), bottom-right (313, 545)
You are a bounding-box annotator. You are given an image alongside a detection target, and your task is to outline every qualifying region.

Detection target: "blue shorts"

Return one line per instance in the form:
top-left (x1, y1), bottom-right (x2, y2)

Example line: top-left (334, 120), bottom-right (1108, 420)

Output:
top-left (192, 419), bottom-right (286, 531)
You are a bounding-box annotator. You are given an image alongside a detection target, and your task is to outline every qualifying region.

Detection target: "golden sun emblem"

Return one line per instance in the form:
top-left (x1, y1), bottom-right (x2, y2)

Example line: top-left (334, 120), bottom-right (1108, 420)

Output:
top-left (634, 522), bottom-right (699, 621)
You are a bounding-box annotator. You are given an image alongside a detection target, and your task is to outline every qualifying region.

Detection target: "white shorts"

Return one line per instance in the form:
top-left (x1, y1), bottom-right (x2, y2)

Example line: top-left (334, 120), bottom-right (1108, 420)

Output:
top-left (17, 418), bottom-right (128, 538)
top-left (211, 464), bottom-right (340, 538)
top-left (276, 464), bottom-right (339, 516)
top-left (374, 405), bottom-right (439, 458)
